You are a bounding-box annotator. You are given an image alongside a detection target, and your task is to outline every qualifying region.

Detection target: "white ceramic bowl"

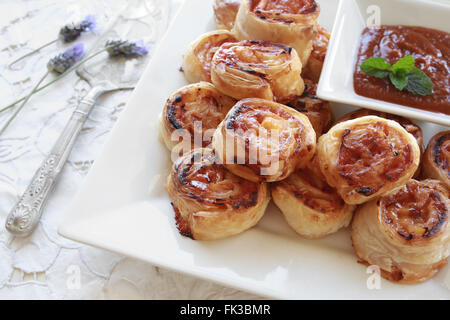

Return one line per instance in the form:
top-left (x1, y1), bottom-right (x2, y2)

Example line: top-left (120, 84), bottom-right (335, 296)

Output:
top-left (317, 0), bottom-right (450, 126)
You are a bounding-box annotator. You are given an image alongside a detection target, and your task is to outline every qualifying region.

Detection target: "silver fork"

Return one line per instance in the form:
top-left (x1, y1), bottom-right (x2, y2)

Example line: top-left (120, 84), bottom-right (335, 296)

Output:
top-left (5, 0), bottom-right (159, 237)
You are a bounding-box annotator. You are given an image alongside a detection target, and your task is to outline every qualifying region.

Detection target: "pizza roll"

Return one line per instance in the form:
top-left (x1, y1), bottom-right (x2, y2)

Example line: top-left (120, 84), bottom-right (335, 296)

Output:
top-left (423, 131), bottom-right (450, 189)
top-left (302, 26), bottom-right (330, 82)
top-left (283, 79), bottom-right (333, 137)
top-left (272, 153), bottom-right (355, 239)
top-left (352, 179), bottom-right (450, 283)
top-left (211, 40), bottom-right (304, 101)
top-left (317, 116), bottom-right (420, 205)
top-left (232, 0), bottom-right (319, 65)
top-left (182, 30), bottom-right (237, 83)
top-left (213, 0), bottom-right (240, 30)
top-left (166, 148), bottom-right (270, 240)
top-left (212, 98), bottom-right (316, 182)
top-left (159, 82), bottom-right (236, 152)
top-left (336, 108), bottom-right (424, 178)
top-left (336, 109), bottom-right (423, 155)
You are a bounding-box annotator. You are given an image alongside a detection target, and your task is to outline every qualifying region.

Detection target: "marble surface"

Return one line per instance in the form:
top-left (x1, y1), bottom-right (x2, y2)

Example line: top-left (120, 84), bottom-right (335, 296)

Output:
top-left (0, 0), bottom-right (258, 299)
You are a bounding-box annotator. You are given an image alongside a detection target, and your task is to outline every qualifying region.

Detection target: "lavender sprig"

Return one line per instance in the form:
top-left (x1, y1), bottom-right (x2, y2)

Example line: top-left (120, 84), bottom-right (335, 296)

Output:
top-left (47, 42), bottom-right (85, 74)
top-left (59, 15), bottom-right (97, 42)
top-left (0, 44), bottom-right (86, 136)
top-left (105, 40), bottom-right (149, 57)
top-left (8, 15), bottom-right (96, 69)
top-left (0, 39), bottom-right (149, 122)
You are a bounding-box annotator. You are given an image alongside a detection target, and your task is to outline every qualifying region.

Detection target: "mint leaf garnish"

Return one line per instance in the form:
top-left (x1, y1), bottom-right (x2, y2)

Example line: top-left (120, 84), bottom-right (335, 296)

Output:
top-left (359, 55), bottom-right (433, 96)
top-left (392, 55), bottom-right (415, 77)
top-left (389, 72), bottom-right (408, 91)
top-left (405, 68), bottom-right (434, 96)
top-left (360, 57), bottom-right (392, 79)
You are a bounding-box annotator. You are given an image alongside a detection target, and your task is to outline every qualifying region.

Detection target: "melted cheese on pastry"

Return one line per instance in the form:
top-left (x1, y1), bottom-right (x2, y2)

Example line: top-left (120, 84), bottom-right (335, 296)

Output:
top-left (159, 82), bottom-right (235, 152)
top-left (182, 30), bottom-right (237, 83)
top-left (352, 179), bottom-right (450, 283)
top-left (317, 116), bottom-right (420, 205)
top-left (272, 153), bottom-right (355, 238)
top-left (211, 40), bottom-right (304, 101)
top-left (232, 0), bottom-right (320, 65)
top-left (212, 98), bottom-right (316, 182)
top-left (166, 148), bottom-right (270, 240)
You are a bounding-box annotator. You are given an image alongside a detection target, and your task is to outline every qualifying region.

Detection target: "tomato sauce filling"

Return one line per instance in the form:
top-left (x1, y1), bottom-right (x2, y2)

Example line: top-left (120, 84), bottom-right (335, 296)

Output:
top-left (166, 89), bottom-right (228, 147)
top-left (287, 168), bottom-right (345, 214)
top-left (381, 180), bottom-right (448, 241)
top-left (337, 109), bottom-right (423, 150)
top-left (251, 0), bottom-right (317, 15)
top-left (224, 102), bottom-right (307, 169)
top-left (433, 132), bottom-right (450, 175)
top-left (215, 40), bottom-right (292, 73)
top-left (174, 151), bottom-right (260, 210)
top-left (337, 121), bottom-right (412, 195)
top-left (195, 34), bottom-right (236, 78)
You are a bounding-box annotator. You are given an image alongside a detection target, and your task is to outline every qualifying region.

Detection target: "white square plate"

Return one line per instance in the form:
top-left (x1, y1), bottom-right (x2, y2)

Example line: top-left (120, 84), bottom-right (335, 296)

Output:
top-left (317, 0), bottom-right (450, 126)
top-left (58, 0), bottom-right (450, 299)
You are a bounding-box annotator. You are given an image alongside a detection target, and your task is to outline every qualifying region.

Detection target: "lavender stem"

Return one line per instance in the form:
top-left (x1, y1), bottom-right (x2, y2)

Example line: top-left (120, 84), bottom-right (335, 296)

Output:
top-left (8, 39), bottom-right (59, 70)
top-left (0, 48), bottom-right (106, 115)
top-left (0, 71), bottom-right (50, 136)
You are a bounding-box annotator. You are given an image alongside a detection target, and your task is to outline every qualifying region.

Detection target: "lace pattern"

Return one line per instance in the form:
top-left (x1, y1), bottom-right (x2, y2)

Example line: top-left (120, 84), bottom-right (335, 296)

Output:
top-left (0, 0), bottom-right (259, 299)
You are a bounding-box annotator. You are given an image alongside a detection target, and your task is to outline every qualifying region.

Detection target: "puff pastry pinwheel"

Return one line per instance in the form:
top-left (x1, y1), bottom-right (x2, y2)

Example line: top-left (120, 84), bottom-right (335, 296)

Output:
top-left (317, 116), bottom-right (421, 205)
top-left (159, 82), bottom-right (235, 152)
top-left (182, 30), bottom-right (237, 83)
top-left (166, 148), bottom-right (270, 240)
top-left (232, 0), bottom-right (319, 65)
top-left (212, 98), bottom-right (316, 182)
top-left (352, 179), bottom-right (450, 283)
top-left (283, 79), bottom-right (333, 137)
top-left (423, 131), bottom-right (450, 188)
top-left (302, 26), bottom-right (330, 82)
top-left (210, 40), bottom-right (304, 101)
top-left (336, 108), bottom-right (424, 178)
top-left (336, 109), bottom-right (423, 155)
top-left (272, 153), bottom-right (355, 239)
top-left (213, 0), bottom-right (240, 30)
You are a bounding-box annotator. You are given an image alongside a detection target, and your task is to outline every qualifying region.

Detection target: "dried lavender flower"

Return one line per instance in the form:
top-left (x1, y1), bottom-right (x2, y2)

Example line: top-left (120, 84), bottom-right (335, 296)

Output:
top-left (47, 43), bottom-right (85, 74)
top-left (59, 14), bottom-right (97, 43)
top-left (105, 40), bottom-right (149, 58)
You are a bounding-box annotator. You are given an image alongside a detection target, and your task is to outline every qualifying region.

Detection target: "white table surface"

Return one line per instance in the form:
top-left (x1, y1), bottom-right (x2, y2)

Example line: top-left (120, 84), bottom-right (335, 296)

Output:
top-left (0, 0), bottom-right (448, 300)
top-left (0, 0), bottom-right (259, 300)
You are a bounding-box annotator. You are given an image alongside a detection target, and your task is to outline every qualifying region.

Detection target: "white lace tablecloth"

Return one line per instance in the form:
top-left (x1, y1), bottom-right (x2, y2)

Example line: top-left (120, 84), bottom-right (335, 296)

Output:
top-left (0, 0), bottom-right (258, 300)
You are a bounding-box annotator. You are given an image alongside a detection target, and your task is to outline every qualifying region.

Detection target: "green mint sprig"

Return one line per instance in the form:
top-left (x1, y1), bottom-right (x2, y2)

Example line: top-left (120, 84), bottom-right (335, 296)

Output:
top-left (360, 55), bottom-right (433, 96)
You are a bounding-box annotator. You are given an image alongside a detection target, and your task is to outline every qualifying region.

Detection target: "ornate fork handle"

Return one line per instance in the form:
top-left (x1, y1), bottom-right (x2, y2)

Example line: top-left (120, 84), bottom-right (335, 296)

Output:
top-left (5, 85), bottom-right (106, 237)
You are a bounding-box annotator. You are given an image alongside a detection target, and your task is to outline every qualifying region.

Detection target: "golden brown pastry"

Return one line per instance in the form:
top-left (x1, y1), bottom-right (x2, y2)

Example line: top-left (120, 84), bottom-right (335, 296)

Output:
top-left (232, 0), bottom-right (319, 65)
top-left (166, 148), bottom-right (270, 240)
top-left (317, 116), bottom-right (421, 205)
top-left (282, 79), bottom-right (333, 137)
top-left (352, 179), bottom-right (450, 283)
top-left (182, 30), bottom-right (237, 83)
top-left (336, 109), bottom-right (424, 155)
top-left (212, 98), bottom-right (316, 182)
top-left (302, 26), bottom-right (330, 82)
top-left (272, 153), bottom-right (355, 239)
top-left (211, 40), bottom-right (304, 101)
top-left (336, 108), bottom-right (424, 178)
top-left (213, 0), bottom-right (240, 30)
top-left (423, 131), bottom-right (450, 189)
top-left (159, 82), bottom-right (236, 152)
